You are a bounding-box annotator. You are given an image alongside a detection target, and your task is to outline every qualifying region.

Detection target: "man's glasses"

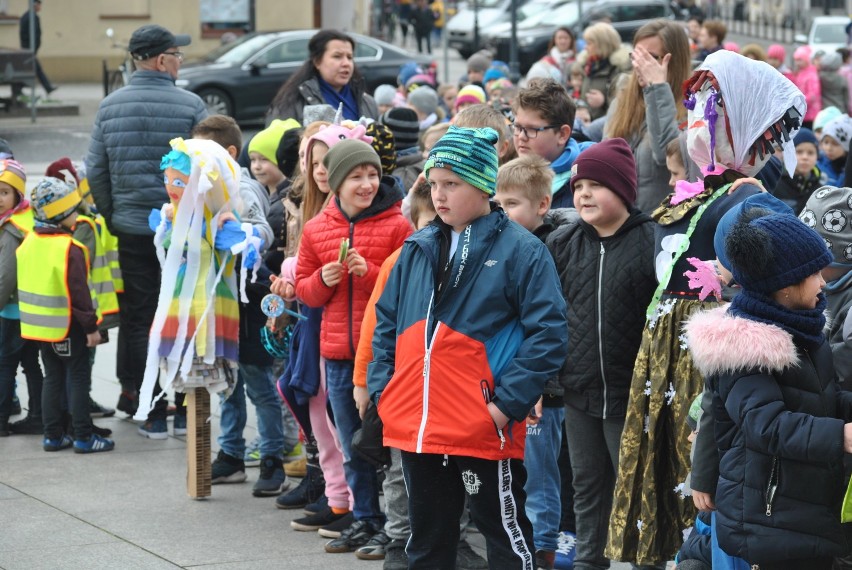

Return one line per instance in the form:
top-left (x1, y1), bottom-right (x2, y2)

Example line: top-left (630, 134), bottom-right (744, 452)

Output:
top-left (509, 123), bottom-right (558, 139)
top-left (162, 50), bottom-right (184, 61)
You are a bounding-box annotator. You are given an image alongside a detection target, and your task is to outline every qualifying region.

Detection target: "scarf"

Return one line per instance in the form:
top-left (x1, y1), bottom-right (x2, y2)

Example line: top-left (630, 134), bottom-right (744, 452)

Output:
top-left (317, 76), bottom-right (360, 121)
top-left (0, 197), bottom-right (28, 226)
top-left (729, 288), bottom-right (827, 348)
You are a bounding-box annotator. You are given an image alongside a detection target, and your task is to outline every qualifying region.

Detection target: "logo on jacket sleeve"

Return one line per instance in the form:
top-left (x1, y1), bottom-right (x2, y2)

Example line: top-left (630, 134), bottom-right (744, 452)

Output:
top-left (461, 469), bottom-right (482, 495)
top-left (484, 259), bottom-right (498, 267)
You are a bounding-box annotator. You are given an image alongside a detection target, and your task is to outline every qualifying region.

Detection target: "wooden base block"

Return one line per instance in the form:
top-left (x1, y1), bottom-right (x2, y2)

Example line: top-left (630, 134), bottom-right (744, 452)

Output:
top-left (186, 388), bottom-right (211, 499)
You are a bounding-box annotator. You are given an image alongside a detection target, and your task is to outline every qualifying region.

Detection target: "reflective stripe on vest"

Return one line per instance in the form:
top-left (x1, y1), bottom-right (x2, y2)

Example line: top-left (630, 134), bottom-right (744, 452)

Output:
top-left (99, 219), bottom-right (123, 294)
top-left (17, 233), bottom-right (102, 342)
top-left (77, 216), bottom-right (119, 315)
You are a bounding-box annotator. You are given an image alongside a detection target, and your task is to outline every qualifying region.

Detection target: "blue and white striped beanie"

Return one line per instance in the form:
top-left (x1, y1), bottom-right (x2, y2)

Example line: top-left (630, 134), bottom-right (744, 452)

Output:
top-left (424, 126), bottom-right (499, 196)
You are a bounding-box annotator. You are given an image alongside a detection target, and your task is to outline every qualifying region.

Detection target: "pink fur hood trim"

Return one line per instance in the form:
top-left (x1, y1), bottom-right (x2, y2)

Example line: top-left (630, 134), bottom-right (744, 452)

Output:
top-left (684, 305), bottom-right (799, 377)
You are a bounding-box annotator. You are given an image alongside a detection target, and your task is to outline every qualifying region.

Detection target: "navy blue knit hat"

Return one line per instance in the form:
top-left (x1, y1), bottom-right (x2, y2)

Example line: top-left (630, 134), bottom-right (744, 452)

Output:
top-left (793, 127), bottom-right (818, 149)
top-left (424, 126), bottom-right (499, 195)
top-left (725, 213), bottom-right (833, 294)
top-left (714, 193), bottom-right (793, 271)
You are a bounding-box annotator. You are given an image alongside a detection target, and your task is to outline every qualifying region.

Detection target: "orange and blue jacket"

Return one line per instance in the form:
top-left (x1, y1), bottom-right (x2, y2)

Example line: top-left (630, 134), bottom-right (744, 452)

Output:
top-left (367, 210), bottom-right (567, 461)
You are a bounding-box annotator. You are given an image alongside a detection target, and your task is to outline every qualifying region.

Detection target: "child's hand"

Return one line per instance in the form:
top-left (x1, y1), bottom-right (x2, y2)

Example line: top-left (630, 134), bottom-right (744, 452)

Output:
top-left (727, 177), bottom-right (764, 194)
top-left (321, 262), bottom-right (345, 287)
top-left (345, 248), bottom-right (367, 277)
top-left (692, 490), bottom-right (716, 512)
top-left (270, 274), bottom-right (295, 298)
top-left (487, 401), bottom-right (510, 430)
top-left (218, 211), bottom-right (237, 228)
top-left (526, 397), bottom-right (543, 426)
top-left (844, 423), bottom-right (852, 453)
top-left (353, 385), bottom-right (370, 419)
top-left (86, 331), bottom-right (102, 347)
top-left (585, 89), bottom-right (605, 109)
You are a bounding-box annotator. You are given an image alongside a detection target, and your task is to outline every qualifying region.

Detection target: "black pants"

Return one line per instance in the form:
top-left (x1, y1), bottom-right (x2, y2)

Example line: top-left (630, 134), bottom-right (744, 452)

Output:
top-left (401, 451), bottom-right (535, 569)
top-left (761, 557), bottom-right (832, 570)
top-left (415, 32), bottom-right (431, 54)
top-left (34, 58), bottom-right (54, 93)
top-left (115, 231), bottom-right (170, 420)
top-left (40, 326), bottom-right (91, 440)
top-left (0, 317), bottom-right (43, 422)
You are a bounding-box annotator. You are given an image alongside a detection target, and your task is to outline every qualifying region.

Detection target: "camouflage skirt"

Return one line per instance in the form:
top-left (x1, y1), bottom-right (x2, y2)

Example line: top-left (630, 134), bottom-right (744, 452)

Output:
top-left (604, 297), bottom-right (717, 566)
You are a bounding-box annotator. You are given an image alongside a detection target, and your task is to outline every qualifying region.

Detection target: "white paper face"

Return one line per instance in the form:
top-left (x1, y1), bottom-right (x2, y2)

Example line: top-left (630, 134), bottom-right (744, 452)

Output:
top-left (686, 83), bottom-right (770, 177)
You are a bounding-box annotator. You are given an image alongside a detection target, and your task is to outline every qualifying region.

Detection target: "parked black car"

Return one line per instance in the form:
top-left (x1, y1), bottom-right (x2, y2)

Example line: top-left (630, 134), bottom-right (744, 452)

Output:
top-left (175, 30), bottom-right (435, 124)
top-left (487, 0), bottom-right (678, 75)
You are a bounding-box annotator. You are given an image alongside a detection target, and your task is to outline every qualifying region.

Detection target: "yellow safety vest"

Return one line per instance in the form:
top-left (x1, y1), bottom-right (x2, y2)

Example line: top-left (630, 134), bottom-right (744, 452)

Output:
top-left (76, 215), bottom-right (119, 316)
top-left (8, 206), bottom-right (34, 235)
top-left (99, 218), bottom-right (124, 293)
top-left (17, 232), bottom-right (102, 342)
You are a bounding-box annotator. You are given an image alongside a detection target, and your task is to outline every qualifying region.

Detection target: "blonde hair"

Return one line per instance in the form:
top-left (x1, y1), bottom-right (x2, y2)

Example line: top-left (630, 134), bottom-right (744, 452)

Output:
top-left (301, 120), bottom-right (332, 225)
top-left (496, 154), bottom-right (553, 203)
top-left (454, 104), bottom-right (509, 147)
top-left (583, 22), bottom-right (622, 60)
top-left (740, 43), bottom-right (767, 62)
top-left (420, 122), bottom-right (451, 152)
top-left (605, 20), bottom-right (691, 141)
top-left (409, 180), bottom-right (436, 227)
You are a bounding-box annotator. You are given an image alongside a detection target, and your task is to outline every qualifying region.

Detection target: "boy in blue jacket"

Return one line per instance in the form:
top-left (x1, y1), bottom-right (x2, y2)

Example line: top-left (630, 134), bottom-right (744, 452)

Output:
top-left (368, 125), bottom-right (567, 569)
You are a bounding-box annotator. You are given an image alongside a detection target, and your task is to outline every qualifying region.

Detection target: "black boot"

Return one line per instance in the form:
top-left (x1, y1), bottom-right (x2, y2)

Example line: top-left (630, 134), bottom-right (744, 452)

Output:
top-left (275, 464), bottom-right (325, 509)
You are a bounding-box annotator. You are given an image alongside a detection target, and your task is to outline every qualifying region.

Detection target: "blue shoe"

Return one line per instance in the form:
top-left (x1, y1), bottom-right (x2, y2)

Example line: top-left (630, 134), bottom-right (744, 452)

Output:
top-left (173, 414), bottom-right (187, 436)
top-left (73, 434), bottom-right (115, 454)
top-left (43, 434), bottom-right (73, 452)
top-left (137, 419), bottom-right (168, 440)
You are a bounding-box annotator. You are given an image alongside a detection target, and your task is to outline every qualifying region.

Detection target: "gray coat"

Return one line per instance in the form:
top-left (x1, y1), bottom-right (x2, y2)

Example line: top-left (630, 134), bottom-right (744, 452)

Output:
top-left (266, 76), bottom-right (378, 125)
top-left (86, 70), bottom-right (208, 235)
top-left (611, 82), bottom-right (681, 213)
top-left (0, 221), bottom-right (25, 312)
top-left (238, 166), bottom-right (273, 253)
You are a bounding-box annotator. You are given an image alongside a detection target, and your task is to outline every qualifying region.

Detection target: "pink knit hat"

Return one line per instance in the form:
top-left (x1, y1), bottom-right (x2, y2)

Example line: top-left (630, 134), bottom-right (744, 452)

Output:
top-left (793, 45), bottom-right (811, 63)
top-left (767, 44), bottom-right (786, 61)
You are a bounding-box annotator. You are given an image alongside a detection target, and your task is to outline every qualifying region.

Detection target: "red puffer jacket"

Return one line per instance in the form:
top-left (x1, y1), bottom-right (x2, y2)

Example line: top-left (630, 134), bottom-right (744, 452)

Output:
top-left (295, 179), bottom-right (412, 360)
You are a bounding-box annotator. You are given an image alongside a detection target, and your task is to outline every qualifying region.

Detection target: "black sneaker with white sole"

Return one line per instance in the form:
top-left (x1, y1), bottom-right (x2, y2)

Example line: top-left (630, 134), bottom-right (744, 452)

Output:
top-left (324, 520), bottom-right (381, 553)
top-left (211, 450), bottom-right (247, 484)
top-left (252, 456), bottom-right (289, 497)
top-left (290, 507), bottom-right (350, 532)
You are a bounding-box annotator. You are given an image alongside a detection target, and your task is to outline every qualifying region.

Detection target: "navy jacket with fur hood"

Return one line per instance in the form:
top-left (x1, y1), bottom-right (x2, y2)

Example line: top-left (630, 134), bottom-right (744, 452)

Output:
top-left (686, 306), bottom-right (852, 563)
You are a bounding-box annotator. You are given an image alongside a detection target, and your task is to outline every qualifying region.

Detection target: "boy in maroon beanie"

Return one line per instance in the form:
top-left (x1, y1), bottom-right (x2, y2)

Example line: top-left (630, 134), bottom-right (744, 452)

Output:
top-left (546, 137), bottom-right (658, 570)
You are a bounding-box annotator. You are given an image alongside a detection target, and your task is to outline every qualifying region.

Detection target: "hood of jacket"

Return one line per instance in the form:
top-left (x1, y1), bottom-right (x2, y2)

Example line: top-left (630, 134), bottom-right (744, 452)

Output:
top-left (334, 175), bottom-right (404, 223)
top-left (552, 138), bottom-right (594, 174)
top-left (685, 305), bottom-right (799, 377)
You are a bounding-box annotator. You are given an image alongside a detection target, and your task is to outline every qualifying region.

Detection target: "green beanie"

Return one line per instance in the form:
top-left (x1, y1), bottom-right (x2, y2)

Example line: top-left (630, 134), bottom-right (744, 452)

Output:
top-left (248, 118), bottom-right (300, 163)
top-left (423, 125), bottom-right (499, 196)
top-left (323, 139), bottom-right (383, 193)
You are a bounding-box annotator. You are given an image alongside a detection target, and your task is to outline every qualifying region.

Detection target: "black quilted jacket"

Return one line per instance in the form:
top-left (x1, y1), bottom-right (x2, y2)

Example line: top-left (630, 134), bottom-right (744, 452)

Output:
top-left (547, 209), bottom-right (656, 418)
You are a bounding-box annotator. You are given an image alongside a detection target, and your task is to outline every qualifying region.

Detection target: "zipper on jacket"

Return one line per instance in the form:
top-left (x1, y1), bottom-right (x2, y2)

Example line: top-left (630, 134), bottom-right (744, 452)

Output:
top-left (765, 455), bottom-right (779, 516)
top-left (417, 296), bottom-right (441, 453)
top-left (347, 222), bottom-right (355, 357)
top-left (597, 242), bottom-right (609, 419)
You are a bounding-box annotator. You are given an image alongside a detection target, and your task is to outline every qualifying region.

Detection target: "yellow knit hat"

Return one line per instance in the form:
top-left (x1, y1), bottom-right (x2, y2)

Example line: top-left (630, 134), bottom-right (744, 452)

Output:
top-left (0, 159), bottom-right (26, 195)
top-left (248, 118), bottom-right (301, 163)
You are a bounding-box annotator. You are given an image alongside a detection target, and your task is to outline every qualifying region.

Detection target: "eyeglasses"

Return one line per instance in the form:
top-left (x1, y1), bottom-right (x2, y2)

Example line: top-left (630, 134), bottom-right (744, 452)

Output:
top-left (162, 50), bottom-right (184, 62)
top-left (509, 123), bottom-right (558, 139)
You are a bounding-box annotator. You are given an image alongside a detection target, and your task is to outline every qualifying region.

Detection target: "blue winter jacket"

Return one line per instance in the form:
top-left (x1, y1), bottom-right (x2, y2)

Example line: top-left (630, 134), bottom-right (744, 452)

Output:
top-left (367, 209), bottom-right (567, 460)
top-left (86, 70), bottom-right (208, 235)
top-left (551, 138), bottom-right (595, 209)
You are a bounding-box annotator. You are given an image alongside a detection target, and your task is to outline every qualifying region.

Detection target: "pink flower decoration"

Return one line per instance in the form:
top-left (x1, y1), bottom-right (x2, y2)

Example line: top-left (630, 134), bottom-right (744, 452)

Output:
top-left (670, 179), bottom-right (705, 205)
top-left (683, 257), bottom-right (722, 302)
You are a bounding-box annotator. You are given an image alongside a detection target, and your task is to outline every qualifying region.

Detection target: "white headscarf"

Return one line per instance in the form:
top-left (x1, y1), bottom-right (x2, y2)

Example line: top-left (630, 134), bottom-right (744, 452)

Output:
top-left (686, 50), bottom-right (806, 177)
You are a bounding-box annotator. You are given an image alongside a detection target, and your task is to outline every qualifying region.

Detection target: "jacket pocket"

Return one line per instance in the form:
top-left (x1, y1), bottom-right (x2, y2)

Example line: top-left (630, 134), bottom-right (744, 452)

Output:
top-left (765, 456), bottom-right (779, 517)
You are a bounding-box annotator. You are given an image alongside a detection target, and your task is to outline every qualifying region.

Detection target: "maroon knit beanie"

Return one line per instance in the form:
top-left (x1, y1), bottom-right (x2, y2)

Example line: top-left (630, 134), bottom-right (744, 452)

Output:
top-left (569, 138), bottom-right (637, 206)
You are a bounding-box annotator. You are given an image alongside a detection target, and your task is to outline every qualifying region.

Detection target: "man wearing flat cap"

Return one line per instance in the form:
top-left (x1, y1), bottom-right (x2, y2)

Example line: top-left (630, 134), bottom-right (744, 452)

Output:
top-left (86, 24), bottom-right (208, 435)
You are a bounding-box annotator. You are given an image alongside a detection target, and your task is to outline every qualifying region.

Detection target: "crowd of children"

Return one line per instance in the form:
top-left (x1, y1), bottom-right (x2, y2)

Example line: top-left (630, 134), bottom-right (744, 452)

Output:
top-left (10, 16), bottom-right (852, 570)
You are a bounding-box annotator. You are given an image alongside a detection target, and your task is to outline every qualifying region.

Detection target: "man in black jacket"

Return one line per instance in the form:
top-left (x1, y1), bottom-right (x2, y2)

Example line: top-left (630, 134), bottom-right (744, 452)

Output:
top-left (19, 0), bottom-right (56, 95)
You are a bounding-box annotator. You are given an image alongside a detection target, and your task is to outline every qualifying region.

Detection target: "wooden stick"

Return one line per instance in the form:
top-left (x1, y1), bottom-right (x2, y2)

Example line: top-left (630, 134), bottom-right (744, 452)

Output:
top-left (186, 388), bottom-right (211, 499)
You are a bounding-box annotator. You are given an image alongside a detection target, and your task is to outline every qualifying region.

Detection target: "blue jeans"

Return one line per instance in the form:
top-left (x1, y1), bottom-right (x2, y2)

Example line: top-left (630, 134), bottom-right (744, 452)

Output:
top-left (218, 363), bottom-right (285, 459)
top-left (325, 359), bottom-right (383, 524)
top-left (524, 405), bottom-right (564, 552)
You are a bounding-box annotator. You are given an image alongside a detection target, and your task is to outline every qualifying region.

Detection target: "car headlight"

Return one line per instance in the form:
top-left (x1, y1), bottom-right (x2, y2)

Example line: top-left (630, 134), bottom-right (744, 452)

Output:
top-left (175, 79), bottom-right (189, 88)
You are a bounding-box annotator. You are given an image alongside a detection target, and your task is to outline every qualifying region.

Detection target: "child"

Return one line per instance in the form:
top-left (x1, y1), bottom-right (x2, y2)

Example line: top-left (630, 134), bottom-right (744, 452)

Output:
top-left (18, 177), bottom-right (113, 453)
top-left (696, 20), bottom-right (726, 61)
top-left (0, 160), bottom-right (43, 437)
top-left (568, 61), bottom-right (584, 100)
top-left (454, 103), bottom-right (513, 164)
top-left (606, 50), bottom-right (802, 566)
top-left (512, 78), bottom-right (594, 209)
top-left (407, 85), bottom-right (440, 131)
top-left (766, 43), bottom-right (791, 77)
top-left (547, 139), bottom-right (657, 570)
top-left (367, 125), bottom-right (567, 567)
top-left (380, 107), bottom-right (423, 190)
top-left (814, 105), bottom-right (842, 139)
top-left (685, 211), bottom-right (852, 568)
top-left (493, 154), bottom-right (567, 570)
top-left (772, 127), bottom-right (822, 213)
top-left (791, 45), bottom-right (822, 128)
top-left (420, 121), bottom-right (451, 160)
top-left (453, 84), bottom-right (486, 115)
top-left (819, 51), bottom-right (849, 113)
top-left (817, 114), bottom-right (852, 186)
top-left (295, 139), bottom-right (411, 552)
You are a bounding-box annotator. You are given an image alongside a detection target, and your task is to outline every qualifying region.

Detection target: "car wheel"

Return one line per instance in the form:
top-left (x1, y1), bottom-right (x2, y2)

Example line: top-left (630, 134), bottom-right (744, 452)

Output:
top-left (197, 88), bottom-right (233, 117)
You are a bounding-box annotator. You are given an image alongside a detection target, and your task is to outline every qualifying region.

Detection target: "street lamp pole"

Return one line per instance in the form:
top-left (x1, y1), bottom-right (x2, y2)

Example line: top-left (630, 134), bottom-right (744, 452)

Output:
top-left (509, 0), bottom-right (519, 82)
top-left (473, 0), bottom-right (480, 54)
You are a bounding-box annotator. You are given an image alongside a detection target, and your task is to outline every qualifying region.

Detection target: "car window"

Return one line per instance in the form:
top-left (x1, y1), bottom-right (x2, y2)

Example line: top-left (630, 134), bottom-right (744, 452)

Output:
top-left (526, 1), bottom-right (578, 28)
top-left (354, 43), bottom-right (379, 59)
top-left (213, 34), bottom-right (278, 64)
top-left (609, 4), bottom-right (667, 23)
top-left (253, 38), bottom-right (309, 66)
top-left (814, 23), bottom-right (847, 44)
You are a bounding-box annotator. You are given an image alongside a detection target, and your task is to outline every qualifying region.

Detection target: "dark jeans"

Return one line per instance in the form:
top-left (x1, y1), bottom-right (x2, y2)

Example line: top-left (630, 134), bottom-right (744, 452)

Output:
top-left (34, 58), bottom-right (54, 93)
top-left (415, 32), bottom-right (431, 54)
top-left (401, 451), bottom-right (536, 569)
top-left (41, 325), bottom-right (91, 440)
top-left (0, 317), bottom-right (43, 422)
top-left (115, 231), bottom-right (169, 420)
top-left (564, 404), bottom-right (624, 570)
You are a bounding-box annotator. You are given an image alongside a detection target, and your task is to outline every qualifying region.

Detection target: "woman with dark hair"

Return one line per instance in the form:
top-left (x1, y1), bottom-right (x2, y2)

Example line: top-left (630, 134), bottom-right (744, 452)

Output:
top-left (266, 30), bottom-right (379, 125)
top-left (604, 19), bottom-right (693, 213)
top-left (526, 27), bottom-right (576, 84)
